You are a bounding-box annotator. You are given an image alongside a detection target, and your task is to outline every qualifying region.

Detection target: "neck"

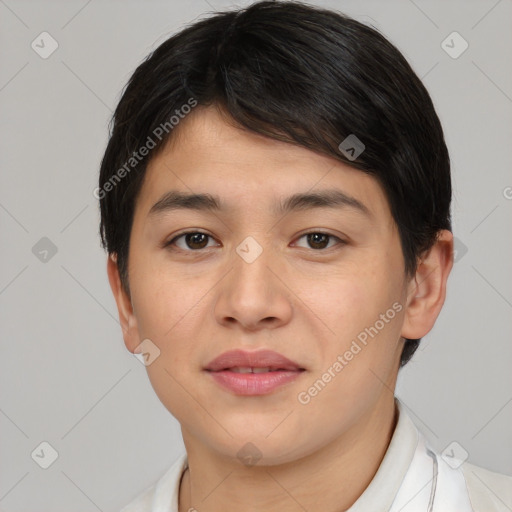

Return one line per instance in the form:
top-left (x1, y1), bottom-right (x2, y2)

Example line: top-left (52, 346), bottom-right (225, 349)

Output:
top-left (178, 393), bottom-right (398, 512)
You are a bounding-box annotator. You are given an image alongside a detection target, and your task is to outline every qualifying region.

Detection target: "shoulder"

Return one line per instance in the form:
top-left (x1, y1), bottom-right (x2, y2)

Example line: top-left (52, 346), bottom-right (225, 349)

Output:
top-left (461, 461), bottom-right (512, 512)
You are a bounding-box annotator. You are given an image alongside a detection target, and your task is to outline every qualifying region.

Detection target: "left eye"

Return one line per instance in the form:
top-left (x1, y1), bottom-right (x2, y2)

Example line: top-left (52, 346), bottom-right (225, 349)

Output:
top-left (294, 232), bottom-right (343, 250)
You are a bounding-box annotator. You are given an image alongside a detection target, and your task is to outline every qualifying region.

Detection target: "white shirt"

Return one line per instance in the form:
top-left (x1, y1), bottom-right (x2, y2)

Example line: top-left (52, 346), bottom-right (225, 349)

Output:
top-left (120, 399), bottom-right (512, 511)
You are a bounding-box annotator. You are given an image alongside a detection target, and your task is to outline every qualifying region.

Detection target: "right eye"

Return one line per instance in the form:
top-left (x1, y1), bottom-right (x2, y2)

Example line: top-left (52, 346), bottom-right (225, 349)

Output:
top-left (164, 231), bottom-right (219, 252)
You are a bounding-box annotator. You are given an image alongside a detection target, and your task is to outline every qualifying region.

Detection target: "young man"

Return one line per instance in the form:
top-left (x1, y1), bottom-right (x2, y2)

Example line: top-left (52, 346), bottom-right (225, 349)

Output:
top-left (98, 1), bottom-right (512, 510)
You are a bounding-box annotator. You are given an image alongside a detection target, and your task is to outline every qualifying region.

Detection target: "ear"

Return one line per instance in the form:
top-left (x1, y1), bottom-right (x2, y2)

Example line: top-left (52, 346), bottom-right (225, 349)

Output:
top-left (401, 230), bottom-right (454, 340)
top-left (106, 254), bottom-right (140, 353)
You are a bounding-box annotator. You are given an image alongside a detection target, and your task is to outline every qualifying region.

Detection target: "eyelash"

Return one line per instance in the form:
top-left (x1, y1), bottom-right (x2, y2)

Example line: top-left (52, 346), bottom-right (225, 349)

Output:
top-left (164, 230), bottom-right (346, 253)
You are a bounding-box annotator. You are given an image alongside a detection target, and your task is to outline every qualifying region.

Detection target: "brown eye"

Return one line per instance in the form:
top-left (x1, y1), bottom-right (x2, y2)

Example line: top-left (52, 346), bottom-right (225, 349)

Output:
top-left (294, 232), bottom-right (344, 250)
top-left (307, 233), bottom-right (329, 249)
top-left (184, 233), bottom-right (209, 249)
top-left (166, 231), bottom-right (216, 251)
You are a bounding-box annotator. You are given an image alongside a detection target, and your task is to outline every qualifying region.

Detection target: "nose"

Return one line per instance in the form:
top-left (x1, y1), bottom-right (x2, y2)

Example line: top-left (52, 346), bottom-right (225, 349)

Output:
top-left (214, 240), bottom-right (293, 332)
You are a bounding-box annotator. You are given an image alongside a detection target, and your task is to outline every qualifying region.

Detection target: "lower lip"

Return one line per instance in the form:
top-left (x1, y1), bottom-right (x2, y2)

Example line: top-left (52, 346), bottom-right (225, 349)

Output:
top-left (206, 369), bottom-right (304, 395)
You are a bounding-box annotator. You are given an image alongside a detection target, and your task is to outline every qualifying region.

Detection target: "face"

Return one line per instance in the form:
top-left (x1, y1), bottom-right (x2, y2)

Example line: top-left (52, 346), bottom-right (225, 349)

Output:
top-left (112, 105), bottom-right (414, 465)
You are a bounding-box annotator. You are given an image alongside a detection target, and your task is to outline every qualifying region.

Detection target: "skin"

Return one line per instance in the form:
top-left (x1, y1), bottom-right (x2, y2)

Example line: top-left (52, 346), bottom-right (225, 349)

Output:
top-left (108, 104), bottom-right (453, 512)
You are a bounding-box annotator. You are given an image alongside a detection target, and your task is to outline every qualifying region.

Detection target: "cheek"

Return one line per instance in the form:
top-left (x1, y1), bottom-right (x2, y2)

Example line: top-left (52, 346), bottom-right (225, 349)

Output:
top-left (311, 259), bottom-right (404, 363)
top-left (299, 265), bottom-right (382, 337)
top-left (129, 247), bottom-right (202, 337)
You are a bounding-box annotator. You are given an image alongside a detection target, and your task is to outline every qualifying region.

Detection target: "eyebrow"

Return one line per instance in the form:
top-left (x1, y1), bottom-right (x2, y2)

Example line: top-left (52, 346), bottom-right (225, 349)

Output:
top-left (148, 189), bottom-right (371, 218)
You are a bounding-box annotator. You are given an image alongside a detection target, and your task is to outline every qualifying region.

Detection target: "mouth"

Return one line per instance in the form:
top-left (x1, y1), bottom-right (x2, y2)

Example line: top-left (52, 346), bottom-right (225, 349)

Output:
top-left (218, 366), bottom-right (304, 373)
top-left (204, 348), bottom-right (305, 372)
top-left (204, 349), bottom-right (306, 395)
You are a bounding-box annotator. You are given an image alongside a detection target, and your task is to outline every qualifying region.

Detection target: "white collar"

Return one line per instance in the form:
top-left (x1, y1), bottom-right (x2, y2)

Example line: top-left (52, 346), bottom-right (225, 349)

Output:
top-left (150, 398), bottom-right (474, 511)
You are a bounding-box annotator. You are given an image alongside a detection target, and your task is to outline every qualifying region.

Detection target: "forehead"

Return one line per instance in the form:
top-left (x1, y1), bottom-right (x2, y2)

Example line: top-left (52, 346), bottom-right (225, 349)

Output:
top-left (137, 105), bottom-right (391, 221)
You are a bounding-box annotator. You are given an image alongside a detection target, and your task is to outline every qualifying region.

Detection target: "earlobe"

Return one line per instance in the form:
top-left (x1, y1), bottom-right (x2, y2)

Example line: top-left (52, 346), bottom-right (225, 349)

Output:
top-left (401, 230), bottom-right (454, 340)
top-left (106, 254), bottom-right (140, 353)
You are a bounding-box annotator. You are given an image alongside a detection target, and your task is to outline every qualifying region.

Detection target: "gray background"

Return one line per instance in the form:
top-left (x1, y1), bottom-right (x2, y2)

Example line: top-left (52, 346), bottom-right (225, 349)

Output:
top-left (1, 0), bottom-right (511, 510)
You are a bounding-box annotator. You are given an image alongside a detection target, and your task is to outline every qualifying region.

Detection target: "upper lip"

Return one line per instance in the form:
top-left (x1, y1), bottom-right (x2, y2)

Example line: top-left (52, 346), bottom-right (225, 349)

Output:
top-left (204, 349), bottom-right (304, 372)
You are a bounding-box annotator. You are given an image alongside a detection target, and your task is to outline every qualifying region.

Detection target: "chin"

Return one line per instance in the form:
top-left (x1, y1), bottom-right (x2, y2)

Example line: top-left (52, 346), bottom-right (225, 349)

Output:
top-left (205, 426), bottom-right (315, 467)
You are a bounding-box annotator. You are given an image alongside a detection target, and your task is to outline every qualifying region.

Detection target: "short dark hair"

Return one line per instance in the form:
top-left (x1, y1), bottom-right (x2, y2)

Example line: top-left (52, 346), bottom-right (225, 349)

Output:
top-left (98, 0), bottom-right (452, 367)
